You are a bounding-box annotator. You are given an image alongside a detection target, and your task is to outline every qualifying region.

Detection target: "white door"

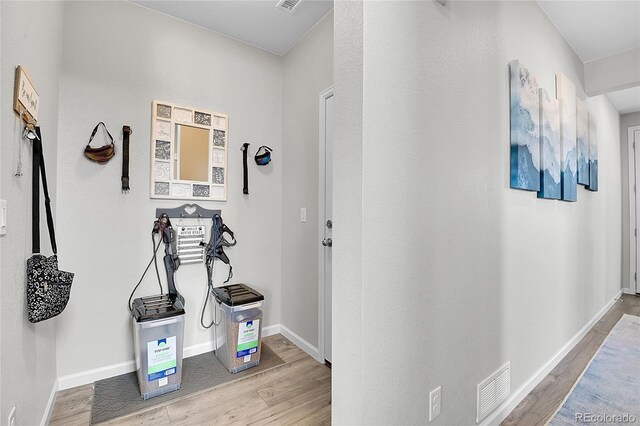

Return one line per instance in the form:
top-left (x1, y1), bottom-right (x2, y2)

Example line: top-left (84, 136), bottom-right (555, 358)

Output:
top-left (634, 129), bottom-right (640, 294)
top-left (321, 90), bottom-right (334, 363)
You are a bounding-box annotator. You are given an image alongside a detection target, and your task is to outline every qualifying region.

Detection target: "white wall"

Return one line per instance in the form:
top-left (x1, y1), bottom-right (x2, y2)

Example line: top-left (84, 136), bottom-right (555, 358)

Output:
top-left (621, 111), bottom-right (640, 291)
top-left (0, 2), bottom-right (3, 414)
top-left (332, 1), bottom-right (364, 424)
top-left (333, 1), bottom-right (622, 424)
top-left (0, 2), bottom-right (65, 424)
top-left (54, 1), bottom-right (283, 379)
top-left (281, 12), bottom-right (333, 349)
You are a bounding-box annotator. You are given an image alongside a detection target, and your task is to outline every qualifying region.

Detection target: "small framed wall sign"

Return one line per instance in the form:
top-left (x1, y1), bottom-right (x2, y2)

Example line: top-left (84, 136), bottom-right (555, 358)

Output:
top-left (13, 66), bottom-right (39, 123)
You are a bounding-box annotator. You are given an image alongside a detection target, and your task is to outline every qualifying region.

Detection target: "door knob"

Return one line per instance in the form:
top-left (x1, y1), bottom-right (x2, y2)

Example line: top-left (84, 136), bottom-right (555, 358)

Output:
top-left (322, 238), bottom-right (333, 247)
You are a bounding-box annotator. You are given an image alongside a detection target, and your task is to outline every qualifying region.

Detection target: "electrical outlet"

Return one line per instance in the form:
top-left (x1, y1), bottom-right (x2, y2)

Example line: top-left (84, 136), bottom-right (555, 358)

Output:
top-left (7, 406), bottom-right (16, 426)
top-left (429, 386), bottom-right (441, 421)
top-left (0, 199), bottom-right (7, 236)
top-left (300, 207), bottom-right (307, 223)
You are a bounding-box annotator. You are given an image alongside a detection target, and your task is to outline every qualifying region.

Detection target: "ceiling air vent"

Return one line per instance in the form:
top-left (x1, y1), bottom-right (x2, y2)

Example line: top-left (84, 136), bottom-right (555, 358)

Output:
top-left (476, 362), bottom-right (510, 423)
top-left (276, 0), bottom-right (302, 13)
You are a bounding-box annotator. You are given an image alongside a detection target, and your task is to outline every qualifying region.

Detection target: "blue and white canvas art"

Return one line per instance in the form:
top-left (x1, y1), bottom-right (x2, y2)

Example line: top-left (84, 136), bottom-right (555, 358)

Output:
top-left (576, 99), bottom-right (589, 186)
top-left (510, 60), bottom-right (540, 191)
top-left (587, 115), bottom-right (598, 191)
top-left (556, 73), bottom-right (577, 201)
top-left (537, 88), bottom-right (561, 199)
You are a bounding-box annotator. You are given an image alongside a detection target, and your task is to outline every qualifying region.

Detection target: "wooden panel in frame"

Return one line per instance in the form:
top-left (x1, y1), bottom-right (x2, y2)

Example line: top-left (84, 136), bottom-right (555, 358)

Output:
top-left (13, 65), bottom-right (40, 123)
top-left (556, 73), bottom-right (577, 202)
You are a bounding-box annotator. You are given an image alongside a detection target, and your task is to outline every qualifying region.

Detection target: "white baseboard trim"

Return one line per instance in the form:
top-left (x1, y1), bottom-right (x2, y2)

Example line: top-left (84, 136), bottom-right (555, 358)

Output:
top-left (182, 324), bottom-right (281, 358)
top-left (622, 288), bottom-right (636, 295)
top-left (482, 290), bottom-right (622, 426)
top-left (40, 379), bottom-right (59, 426)
top-left (57, 359), bottom-right (136, 391)
top-left (279, 324), bottom-right (321, 362)
top-left (262, 324), bottom-right (281, 338)
top-left (58, 323), bottom-right (284, 391)
top-left (183, 339), bottom-right (217, 358)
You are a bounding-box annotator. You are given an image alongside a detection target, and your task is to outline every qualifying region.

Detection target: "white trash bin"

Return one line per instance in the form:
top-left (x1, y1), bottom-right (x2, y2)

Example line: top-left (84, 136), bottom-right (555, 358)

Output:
top-left (212, 284), bottom-right (264, 374)
top-left (131, 294), bottom-right (185, 400)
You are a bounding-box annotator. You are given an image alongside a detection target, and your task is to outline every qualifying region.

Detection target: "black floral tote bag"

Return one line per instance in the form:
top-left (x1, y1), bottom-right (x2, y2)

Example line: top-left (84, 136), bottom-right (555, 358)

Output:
top-left (26, 127), bottom-right (74, 323)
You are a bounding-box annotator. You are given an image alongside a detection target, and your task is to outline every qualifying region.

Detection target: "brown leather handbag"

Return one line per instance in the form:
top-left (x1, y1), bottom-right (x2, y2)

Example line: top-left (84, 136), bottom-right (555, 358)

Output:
top-left (84, 122), bottom-right (115, 163)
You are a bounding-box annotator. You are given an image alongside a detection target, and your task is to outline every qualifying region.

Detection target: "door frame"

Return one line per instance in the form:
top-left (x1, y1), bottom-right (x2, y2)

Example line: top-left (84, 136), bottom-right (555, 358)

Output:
top-left (318, 86), bottom-right (334, 363)
top-left (627, 125), bottom-right (640, 294)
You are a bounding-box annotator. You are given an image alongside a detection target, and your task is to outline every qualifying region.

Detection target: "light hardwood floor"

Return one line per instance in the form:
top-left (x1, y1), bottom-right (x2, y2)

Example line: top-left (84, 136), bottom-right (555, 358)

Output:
top-left (50, 296), bottom-right (639, 426)
top-left (49, 334), bottom-right (331, 426)
top-left (502, 294), bottom-right (640, 426)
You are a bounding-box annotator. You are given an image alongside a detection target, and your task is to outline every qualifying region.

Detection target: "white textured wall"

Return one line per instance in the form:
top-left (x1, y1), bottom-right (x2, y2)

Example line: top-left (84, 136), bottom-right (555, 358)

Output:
top-left (281, 12), bottom-right (333, 348)
top-left (333, 1), bottom-right (622, 424)
top-left (0, 1), bottom-right (2, 414)
top-left (332, 1), bottom-right (364, 424)
top-left (621, 111), bottom-right (640, 291)
top-left (0, 2), bottom-right (64, 424)
top-left (55, 1), bottom-right (283, 378)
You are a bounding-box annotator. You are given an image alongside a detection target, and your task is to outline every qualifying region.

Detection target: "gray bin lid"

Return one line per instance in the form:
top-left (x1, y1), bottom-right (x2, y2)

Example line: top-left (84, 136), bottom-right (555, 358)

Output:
top-left (212, 283), bottom-right (264, 306)
top-left (132, 294), bottom-right (185, 322)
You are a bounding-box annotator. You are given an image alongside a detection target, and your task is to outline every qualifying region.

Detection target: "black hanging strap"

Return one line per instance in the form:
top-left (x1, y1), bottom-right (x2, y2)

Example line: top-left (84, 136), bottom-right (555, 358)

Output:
top-left (32, 128), bottom-right (40, 253)
top-left (122, 125), bottom-right (132, 193)
top-left (87, 122), bottom-right (114, 149)
top-left (32, 127), bottom-right (58, 255)
top-left (241, 143), bottom-right (250, 195)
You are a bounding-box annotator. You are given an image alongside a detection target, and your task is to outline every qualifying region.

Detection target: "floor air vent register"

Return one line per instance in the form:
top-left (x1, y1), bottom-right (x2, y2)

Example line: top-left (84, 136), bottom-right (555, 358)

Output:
top-left (476, 362), bottom-right (510, 423)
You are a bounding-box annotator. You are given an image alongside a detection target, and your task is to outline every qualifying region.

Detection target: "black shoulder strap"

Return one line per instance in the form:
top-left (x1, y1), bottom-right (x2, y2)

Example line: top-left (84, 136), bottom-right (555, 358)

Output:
top-left (32, 128), bottom-right (40, 253)
top-left (122, 125), bottom-right (131, 192)
top-left (32, 127), bottom-right (58, 255)
top-left (242, 143), bottom-right (249, 195)
top-left (87, 122), bottom-right (114, 148)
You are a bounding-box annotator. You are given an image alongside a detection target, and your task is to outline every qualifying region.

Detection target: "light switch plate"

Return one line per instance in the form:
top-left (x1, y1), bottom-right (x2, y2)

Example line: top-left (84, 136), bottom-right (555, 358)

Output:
top-left (0, 199), bottom-right (7, 236)
top-left (429, 386), bottom-right (441, 421)
top-left (7, 406), bottom-right (16, 426)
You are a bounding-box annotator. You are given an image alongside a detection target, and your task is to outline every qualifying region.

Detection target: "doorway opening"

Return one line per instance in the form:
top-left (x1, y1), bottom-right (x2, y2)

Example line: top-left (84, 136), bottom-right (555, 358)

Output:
top-left (318, 87), bottom-right (334, 364)
top-left (628, 125), bottom-right (640, 294)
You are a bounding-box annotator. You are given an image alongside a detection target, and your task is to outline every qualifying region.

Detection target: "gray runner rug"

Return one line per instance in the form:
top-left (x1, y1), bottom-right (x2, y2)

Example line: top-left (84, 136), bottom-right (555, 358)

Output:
top-left (90, 345), bottom-right (284, 424)
top-left (548, 314), bottom-right (640, 425)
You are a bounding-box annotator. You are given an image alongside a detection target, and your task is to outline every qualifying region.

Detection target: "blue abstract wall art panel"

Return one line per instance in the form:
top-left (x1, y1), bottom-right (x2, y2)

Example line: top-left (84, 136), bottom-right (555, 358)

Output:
top-left (510, 60), bottom-right (541, 191)
top-left (576, 99), bottom-right (589, 186)
top-left (556, 73), bottom-right (577, 202)
top-left (537, 88), bottom-right (561, 199)
top-left (587, 115), bottom-right (598, 191)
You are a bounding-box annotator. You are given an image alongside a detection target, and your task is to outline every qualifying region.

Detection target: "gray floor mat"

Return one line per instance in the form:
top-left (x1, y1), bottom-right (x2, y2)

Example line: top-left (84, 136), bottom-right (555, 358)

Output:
top-left (90, 345), bottom-right (283, 424)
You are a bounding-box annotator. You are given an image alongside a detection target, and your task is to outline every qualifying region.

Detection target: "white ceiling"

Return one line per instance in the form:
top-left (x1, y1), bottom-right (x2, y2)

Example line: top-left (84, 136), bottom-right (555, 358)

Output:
top-left (131, 0), bottom-right (334, 56)
top-left (607, 86), bottom-right (640, 115)
top-left (538, 1), bottom-right (640, 113)
top-left (537, 1), bottom-right (640, 63)
top-left (133, 1), bottom-right (639, 111)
